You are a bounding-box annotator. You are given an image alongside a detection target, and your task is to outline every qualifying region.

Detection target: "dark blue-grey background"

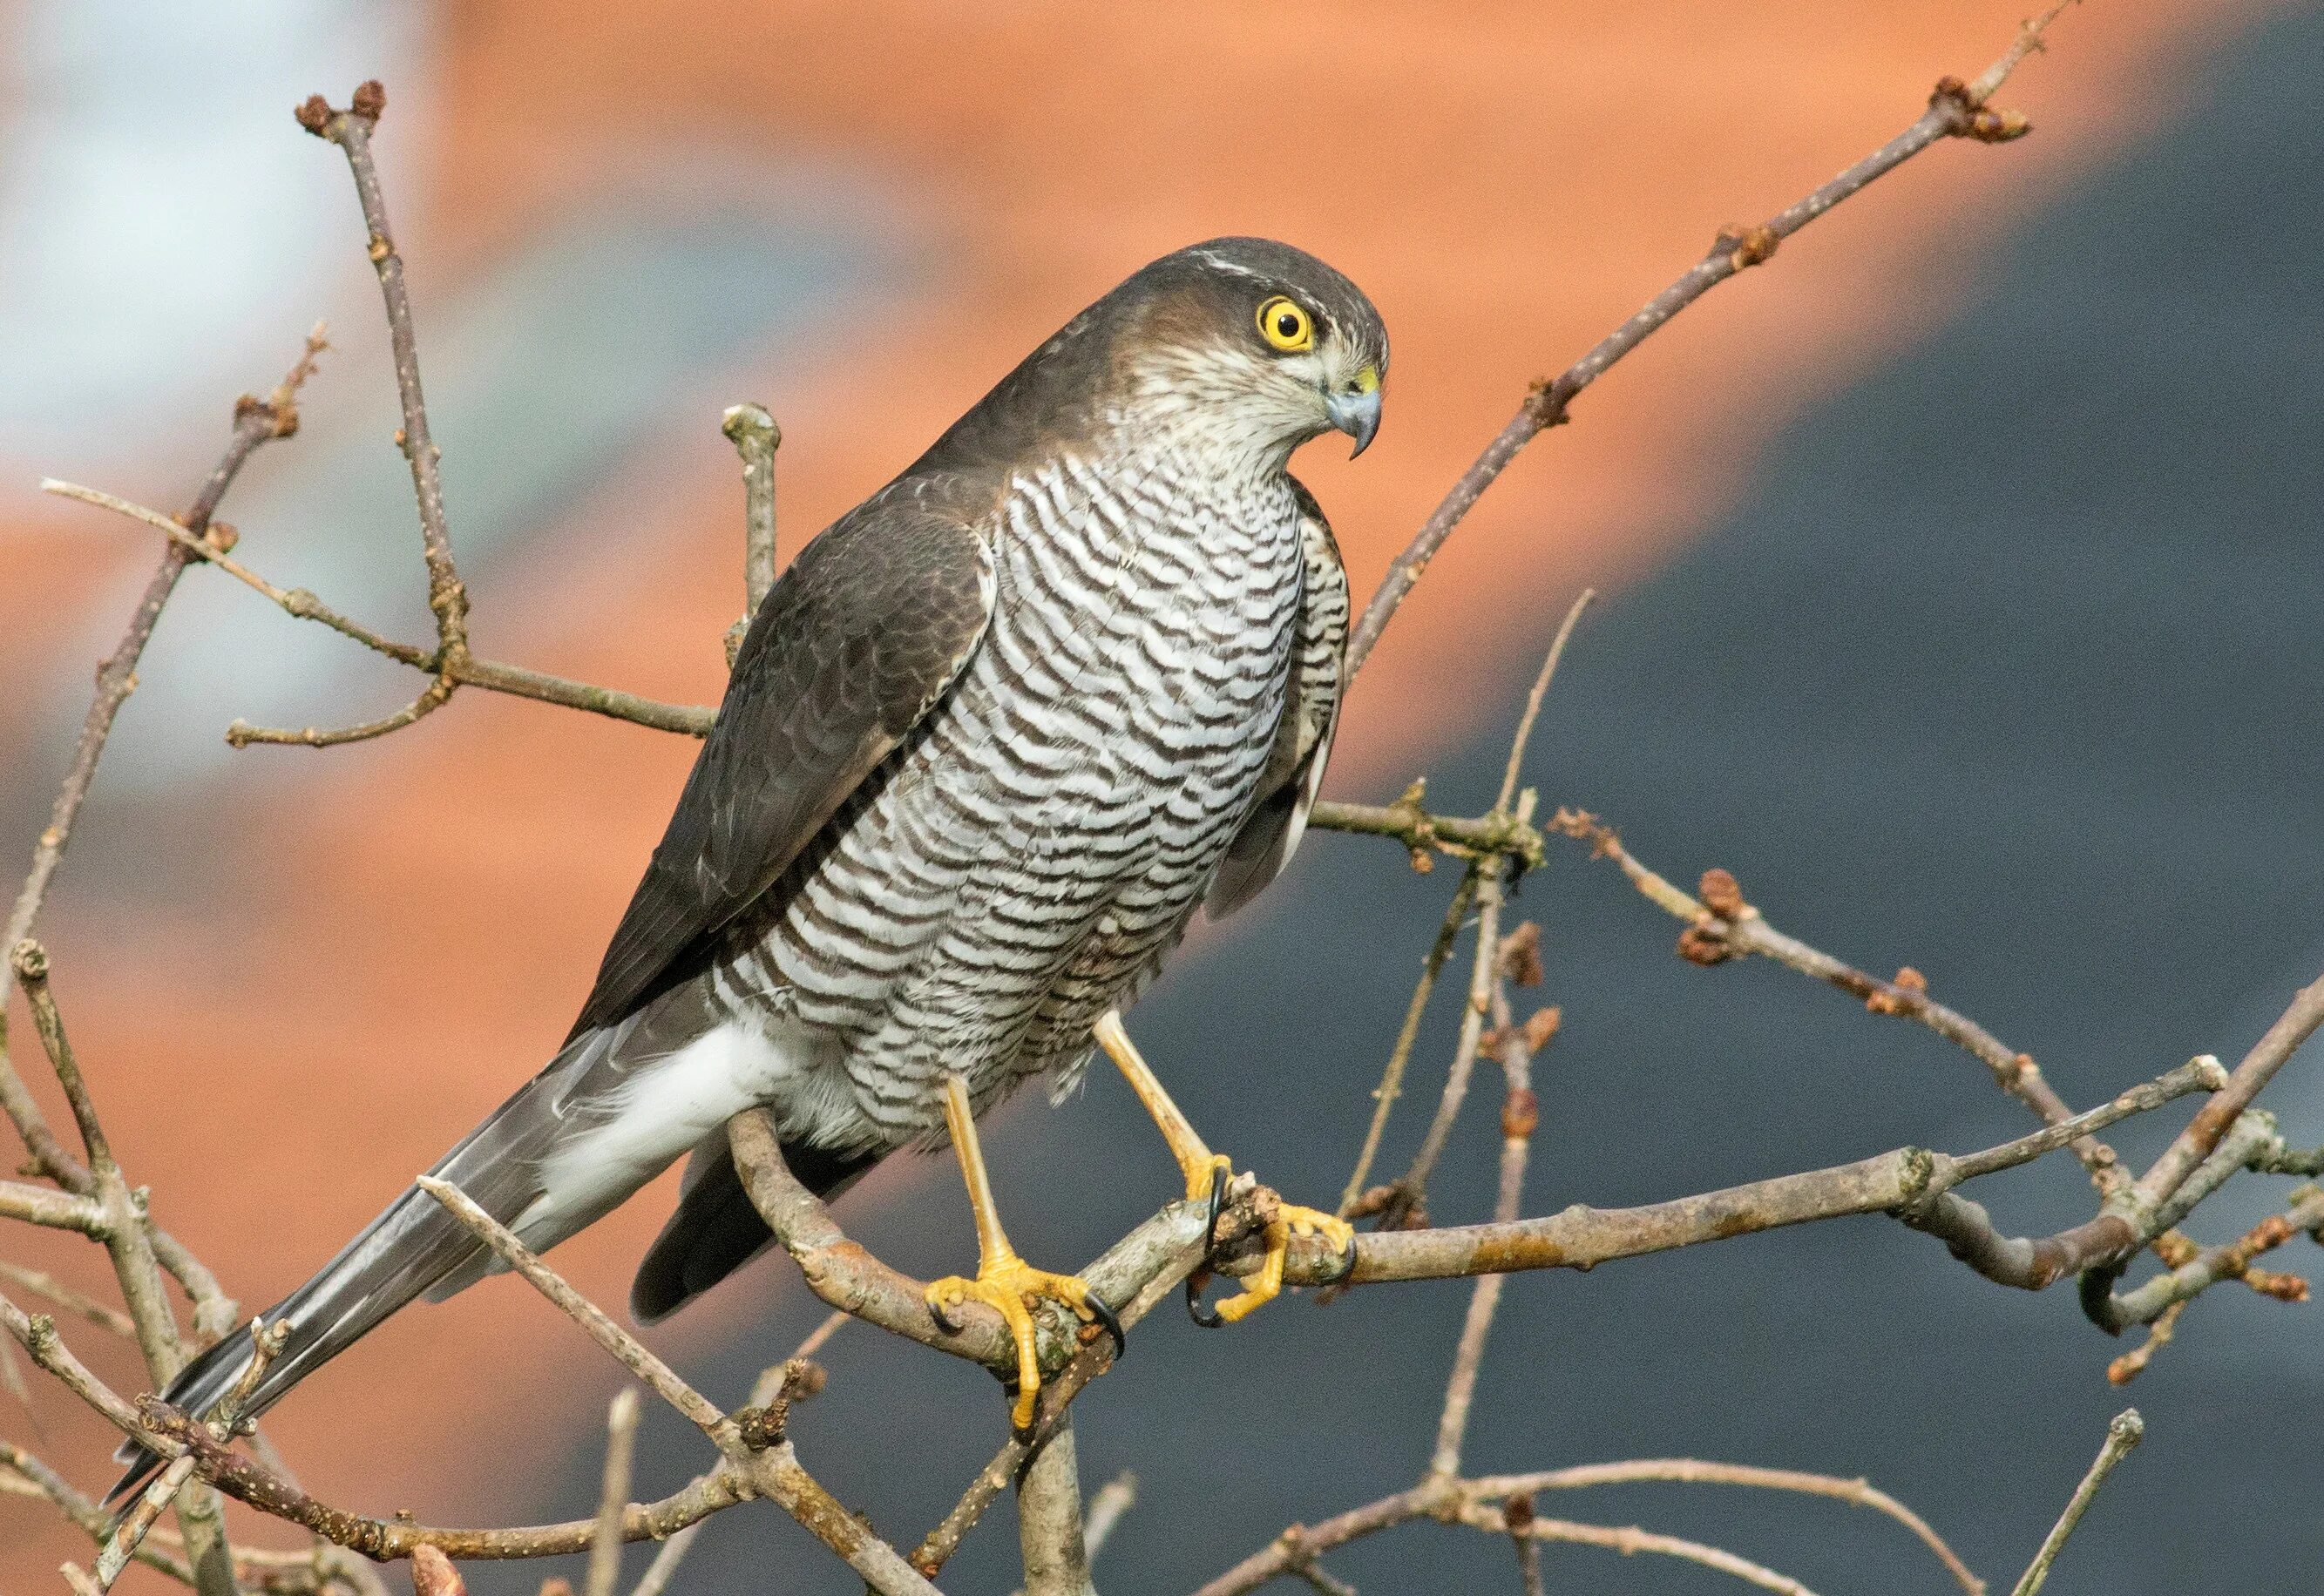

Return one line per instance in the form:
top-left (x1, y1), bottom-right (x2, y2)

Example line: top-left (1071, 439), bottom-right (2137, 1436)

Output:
top-left (473, 7), bottom-right (2324, 1591)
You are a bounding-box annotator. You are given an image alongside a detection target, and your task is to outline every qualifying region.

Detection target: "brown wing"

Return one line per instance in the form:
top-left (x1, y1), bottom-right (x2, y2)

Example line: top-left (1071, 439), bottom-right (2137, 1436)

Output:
top-left (570, 498), bottom-right (993, 1038)
top-left (1208, 479), bottom-right (1347, 918)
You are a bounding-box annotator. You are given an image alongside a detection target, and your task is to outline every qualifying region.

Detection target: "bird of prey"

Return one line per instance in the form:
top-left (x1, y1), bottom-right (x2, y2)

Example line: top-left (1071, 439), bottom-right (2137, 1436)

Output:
top-left (119, 235), bottom-right (1385, 1478)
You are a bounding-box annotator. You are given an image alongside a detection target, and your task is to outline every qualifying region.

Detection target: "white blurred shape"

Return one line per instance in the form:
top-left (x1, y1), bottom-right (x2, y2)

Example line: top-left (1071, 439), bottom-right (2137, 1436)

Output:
top-left (0, 0), bottom-right (425, 474)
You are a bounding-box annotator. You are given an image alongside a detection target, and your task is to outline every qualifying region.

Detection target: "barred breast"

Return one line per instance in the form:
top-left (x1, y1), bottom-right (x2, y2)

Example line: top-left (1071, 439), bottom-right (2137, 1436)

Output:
top-left (709, 439), bottom-right (1306, 1155)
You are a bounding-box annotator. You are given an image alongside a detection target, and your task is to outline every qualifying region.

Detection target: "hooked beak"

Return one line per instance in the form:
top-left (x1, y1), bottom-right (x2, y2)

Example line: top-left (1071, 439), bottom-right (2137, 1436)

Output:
top-left (1326, 369), bottom-right (1383, 457)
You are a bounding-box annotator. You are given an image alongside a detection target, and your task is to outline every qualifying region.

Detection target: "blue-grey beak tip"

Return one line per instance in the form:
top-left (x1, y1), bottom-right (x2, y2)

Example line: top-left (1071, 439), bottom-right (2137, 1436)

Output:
top-left (1330, 389), bottom-right (1383, 458)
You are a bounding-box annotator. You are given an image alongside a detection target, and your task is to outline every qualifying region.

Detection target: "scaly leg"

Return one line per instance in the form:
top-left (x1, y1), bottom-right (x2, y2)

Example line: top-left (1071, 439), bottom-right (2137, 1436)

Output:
top-left (1092, 1010), bottom-right (1354, 1324)
top-left (925, 1072), bottom-right (1120, 1428)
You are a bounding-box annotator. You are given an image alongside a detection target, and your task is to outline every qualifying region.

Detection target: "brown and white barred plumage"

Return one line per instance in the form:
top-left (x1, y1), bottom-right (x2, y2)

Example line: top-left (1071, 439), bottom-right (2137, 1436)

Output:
top-left (117, 237), bottom-right (1383, 1496)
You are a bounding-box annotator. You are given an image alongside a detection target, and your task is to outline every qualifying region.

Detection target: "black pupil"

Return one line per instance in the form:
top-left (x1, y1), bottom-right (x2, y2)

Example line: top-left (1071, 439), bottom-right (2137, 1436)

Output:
top-left (1276, 310), bottom-right (1301, 337)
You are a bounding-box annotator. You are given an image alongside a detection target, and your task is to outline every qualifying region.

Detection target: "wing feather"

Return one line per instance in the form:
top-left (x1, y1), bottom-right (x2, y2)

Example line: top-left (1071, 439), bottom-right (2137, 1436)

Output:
top-left (1207, 479), bottom-right (1347, 917)
top-left (571, 498), bottom-right (993, 1037)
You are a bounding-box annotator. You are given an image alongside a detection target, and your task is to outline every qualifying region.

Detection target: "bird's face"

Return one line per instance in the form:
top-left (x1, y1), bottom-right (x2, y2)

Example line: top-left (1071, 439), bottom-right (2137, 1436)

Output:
top-left (1244, 287), bottom-right (1387, 458)
top-left (1111, 239), bottom-right (1390, 468)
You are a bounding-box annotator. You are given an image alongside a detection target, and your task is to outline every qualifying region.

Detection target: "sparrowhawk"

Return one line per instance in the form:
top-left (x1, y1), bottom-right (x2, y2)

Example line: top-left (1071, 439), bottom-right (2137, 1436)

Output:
top-left (119, 235), bottom-right (1386, 1477)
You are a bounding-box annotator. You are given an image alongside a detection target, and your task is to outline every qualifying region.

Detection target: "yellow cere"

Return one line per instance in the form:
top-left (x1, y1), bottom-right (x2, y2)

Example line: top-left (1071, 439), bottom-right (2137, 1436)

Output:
top-left (1257, 295), bottom-right (1314, 352)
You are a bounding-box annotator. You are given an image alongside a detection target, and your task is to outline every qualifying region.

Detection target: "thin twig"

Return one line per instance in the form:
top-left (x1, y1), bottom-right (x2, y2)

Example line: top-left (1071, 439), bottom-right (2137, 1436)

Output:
top-left (2090, 1188), bottom-right (2324, 1331)
top-left (1426, 967), bottom-right (1545, 1481)
top-left (2104, 1300), bottom-right (2184, 1386)
top-left (584, 1390), bottom-right (643, 1596)
top-left (1342, 10), bottom-right (2062, 674)
top-left (1455, 1504), bottom-right (1819, 1596)
top-left (416, 1180), bottom-right (729, 1443)
top-left (5, 328), bottom-right (321, 950)
top-left (0, 1443), bottom-right (200, 1587)
top-left (41, 480), bottom-right (717, 740)
top-left (97, 1319), bottom-right (285, 1588)
top-left (286, 82), bottom-right (466, 752)
top-left (624, 1525), bottom-right (701, 1596)
top-left (1506, 1494), bottom-right (1544, 1596)
top-left (1543, 809), bottom-right (2134, 1195)
top-left (1392, 791), bottom-right (1535, 1215)
top-left (722, 402), bottom-right (781, 665)
top-left (2009, 1409), bottom-right (2143, 1596)
top-left (1467, 1459), bottom-right (1982, 1596)
top-left (1339, 1057), bottom-right (2223, 1289)
top-left (2134, 973), bottom-right (2324, 1213)
top-left (413, 1178), bottom-right (937, 1595)
top-left (11, 942), bottom-right (239, 1594)
top-left (12, 943), bottom-right (186, 1380)
top-left (0, 1261), bottom-right (136, 1336)
top-left (1338, 867), bottom-right (1478, 1216)
top-left (1493, 589), bottom-right (1593, 812)
top-left (1081, 1471), bottom-right (1137, 1566)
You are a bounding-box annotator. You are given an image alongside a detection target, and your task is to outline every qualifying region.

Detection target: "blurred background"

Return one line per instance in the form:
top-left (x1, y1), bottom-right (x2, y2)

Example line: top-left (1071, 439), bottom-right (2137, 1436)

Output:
top-left (3, 2), bottom-right (2320, 1591)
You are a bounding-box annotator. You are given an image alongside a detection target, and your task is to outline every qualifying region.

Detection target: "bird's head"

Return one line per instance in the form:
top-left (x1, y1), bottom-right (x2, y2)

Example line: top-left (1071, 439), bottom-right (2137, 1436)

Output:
top-left (1105, 237), bottom-right (1388, 464)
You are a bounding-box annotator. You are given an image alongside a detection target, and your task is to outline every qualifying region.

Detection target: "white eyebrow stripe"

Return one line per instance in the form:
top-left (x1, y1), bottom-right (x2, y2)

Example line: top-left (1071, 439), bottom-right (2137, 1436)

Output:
top-left (1189, 249), bottom-right (1274, 282)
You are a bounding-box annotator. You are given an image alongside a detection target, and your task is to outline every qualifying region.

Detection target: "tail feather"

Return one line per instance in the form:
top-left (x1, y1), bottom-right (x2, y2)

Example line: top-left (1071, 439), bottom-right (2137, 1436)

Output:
top-left (107, 1181), bottom-right (489, 1501)
top-left (109, 1026), bottom-right (631, 1503)
top-left (631, 1131), bottom-right (875, 1322)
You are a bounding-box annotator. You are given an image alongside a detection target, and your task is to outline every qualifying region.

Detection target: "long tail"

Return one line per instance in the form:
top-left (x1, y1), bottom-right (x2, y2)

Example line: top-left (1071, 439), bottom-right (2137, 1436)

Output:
top-left (108, 1026), bottom-right (630, 1503)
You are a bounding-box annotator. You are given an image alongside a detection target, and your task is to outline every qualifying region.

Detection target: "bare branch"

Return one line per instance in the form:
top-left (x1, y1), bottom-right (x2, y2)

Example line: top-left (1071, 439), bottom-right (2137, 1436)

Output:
top-left (1337, 1057), bottom-right (2223, 1290)
top-left (1080, 1471), bottom-right (1137, 1567)
top-left (413, 1178), bottom-right (938, 1595)
top-left (5, 328), bottom-right (321, 951)
top-left (1467, 1459), bottom-right (1980, 1596)
top-left (411, 1547), bottom-right (465, 1596)
top-left (1338, 867), bottom-right (1477, 1215)
top-left (298, 85), bottom-right (464, 658)
top-left (1426, 964), bottom-right (1546, 1481)
top-left (0, 1180), bottom-right (107, 1234)
top-left (1017, 1413), bottom-right (1094, 1596)
top-left (0, 1290), bottom-right (145, 1433)
top-left (97, 1319), bottom-right (286, 1588)
top-left (2090, 1189), bottom-right (2324, 1332)
top-left (2134, 973), bottom-right (2324, 1212)
top-left (1451, 1503), bottom-right (1819, 1596)
top-left (415, 1180), bottom-right (731, 1443)
top-left (722, 402), bottom-right (782, 665)
top-left (1492, 589), bottom-right (1593, 812)
top-left (0, 1261), bottom-right (136, 1336)
top-left (1343, 12), bottom-right (2062, 674)
top-left (12, 943), bottom-right (186, 1379)
top-left (2010, 1408), bottom-right (2143, 1596)
top-left (1392, 790), bottom-right (1534, 1218)
top-left (3, 1444), bottom-right (200, 1588)
top-left (41, 480), bottom-right (718, 741)
top-left (583, 1390), bottom-right (642, 1596)
top-left (1542, 811), bottom-right (2148, 1197)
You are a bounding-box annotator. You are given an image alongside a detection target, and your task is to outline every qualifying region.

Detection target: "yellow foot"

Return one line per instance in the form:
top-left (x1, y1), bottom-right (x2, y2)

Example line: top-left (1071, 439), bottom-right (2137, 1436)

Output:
top-left (1201, 1197), bottom-right (1358, 1326)
top-left (926, 1254), bottom-right (1121, 1429)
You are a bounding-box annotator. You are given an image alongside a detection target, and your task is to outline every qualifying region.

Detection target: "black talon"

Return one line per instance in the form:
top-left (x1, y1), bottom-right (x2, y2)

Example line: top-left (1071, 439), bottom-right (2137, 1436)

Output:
top-left (1182, 1165), bottom-right (1233, 1328)
top-left (1184, 1266), bottom-right (1225, 1329)
top-left (1086, 1288), bottom-right (1127, 1358)
top-left (927, 1295), bottom-right (963, 1335)
top-left (1334, 1230), bottom-right (1359, 1283)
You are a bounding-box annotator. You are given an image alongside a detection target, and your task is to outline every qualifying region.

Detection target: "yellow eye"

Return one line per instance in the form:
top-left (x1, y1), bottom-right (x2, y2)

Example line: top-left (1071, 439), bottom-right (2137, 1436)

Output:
top-left (1257, 295), bottom-right (1313, 353)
